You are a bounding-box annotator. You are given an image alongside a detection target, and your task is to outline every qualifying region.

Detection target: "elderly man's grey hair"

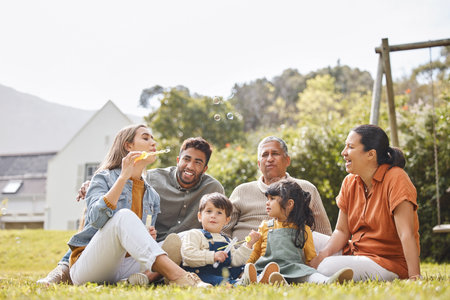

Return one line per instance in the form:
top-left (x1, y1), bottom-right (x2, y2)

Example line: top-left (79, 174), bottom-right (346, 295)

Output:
top-left (257, 136), bottom-right (289, 158)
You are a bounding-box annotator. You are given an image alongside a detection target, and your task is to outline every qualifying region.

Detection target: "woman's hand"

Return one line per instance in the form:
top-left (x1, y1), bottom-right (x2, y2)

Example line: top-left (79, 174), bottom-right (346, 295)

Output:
top-left (214, 251), bottom-right (228, 263)
top-left (120, 152), bottom-right (141, 179)
top-left (309, 252), bottom-right (326, 269)
top-left (310, 210), bottom-right (350, 269)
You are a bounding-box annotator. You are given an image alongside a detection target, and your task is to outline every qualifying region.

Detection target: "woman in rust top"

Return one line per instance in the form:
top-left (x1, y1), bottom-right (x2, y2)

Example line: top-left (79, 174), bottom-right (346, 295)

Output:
top-left (310, 125), bottom-right (421, 281)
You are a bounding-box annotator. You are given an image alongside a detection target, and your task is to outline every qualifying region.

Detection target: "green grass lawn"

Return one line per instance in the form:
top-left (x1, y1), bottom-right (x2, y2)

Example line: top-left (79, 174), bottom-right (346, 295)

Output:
top-left (0, 230), bottom-right (448, 300)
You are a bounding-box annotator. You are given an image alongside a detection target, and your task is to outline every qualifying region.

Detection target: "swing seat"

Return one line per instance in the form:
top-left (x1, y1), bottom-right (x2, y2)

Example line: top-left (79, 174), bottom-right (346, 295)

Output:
top-left (433, 224), bottom-right (450, 233)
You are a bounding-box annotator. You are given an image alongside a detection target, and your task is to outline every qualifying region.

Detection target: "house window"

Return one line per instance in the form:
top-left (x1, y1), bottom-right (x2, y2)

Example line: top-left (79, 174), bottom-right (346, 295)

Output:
top-left (84, 163), bottom-right (99, 181)
top-left (2, 180), bottom-right (23, 194)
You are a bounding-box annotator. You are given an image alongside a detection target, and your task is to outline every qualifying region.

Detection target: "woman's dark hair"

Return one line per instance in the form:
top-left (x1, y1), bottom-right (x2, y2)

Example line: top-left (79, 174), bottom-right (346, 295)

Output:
top-left (265, 179), bottom-right (314, 249)
top-left (352, 124), bottom-right (406, 169)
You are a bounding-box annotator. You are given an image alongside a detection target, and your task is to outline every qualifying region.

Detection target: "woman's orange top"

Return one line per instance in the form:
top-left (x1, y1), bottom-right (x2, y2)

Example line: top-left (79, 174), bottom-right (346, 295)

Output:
top-left (337, 164), bottom-right (419, 279)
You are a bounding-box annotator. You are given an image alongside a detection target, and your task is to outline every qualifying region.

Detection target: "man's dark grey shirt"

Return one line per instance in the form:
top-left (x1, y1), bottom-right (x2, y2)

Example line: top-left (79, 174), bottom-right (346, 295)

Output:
top-left (147, 166), bottom-right (224, 242)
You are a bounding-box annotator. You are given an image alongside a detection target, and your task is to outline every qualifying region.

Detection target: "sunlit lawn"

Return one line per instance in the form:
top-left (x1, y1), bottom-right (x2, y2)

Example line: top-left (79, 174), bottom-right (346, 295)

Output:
top-left (0, 230), bottom-right (448, 300)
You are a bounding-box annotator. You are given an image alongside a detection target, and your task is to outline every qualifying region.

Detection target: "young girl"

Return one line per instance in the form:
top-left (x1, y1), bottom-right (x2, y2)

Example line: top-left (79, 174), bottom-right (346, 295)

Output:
top-left (180, 192), bottom-right (260, 285)
top-left (67, 124), bottom-right (209, 287)
top-left (245, 179), bottom-right (353, 285)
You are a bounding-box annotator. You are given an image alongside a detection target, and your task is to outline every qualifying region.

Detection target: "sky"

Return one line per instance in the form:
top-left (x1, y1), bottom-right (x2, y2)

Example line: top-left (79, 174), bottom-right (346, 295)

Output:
top-left (0, 0), bottom-right (449, 117)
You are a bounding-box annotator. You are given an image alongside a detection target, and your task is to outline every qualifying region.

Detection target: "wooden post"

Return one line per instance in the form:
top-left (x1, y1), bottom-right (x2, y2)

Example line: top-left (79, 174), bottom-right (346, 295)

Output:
top-left (370, 55), bottom-right (384, 125)
top-left (375, 38), bottom-right (450, 53)
top-left (381, 38), bottom-right (399, 147)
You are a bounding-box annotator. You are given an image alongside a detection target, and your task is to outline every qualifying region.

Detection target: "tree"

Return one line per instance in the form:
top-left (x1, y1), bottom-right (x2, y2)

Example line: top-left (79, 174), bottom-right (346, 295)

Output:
top-left (230, 79), bottom-right (276, 131)
top-left (142, 86), bottom-right (244, 150)
top-left (308, 64), bottom-right (374, 95)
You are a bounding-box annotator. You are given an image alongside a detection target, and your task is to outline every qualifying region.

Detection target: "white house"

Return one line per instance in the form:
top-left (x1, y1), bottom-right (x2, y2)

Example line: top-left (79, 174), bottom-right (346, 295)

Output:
top-left (45, 101), bottom-right (135, 229)
top-left (0, 84), bottom-right (142, 229)
top-left (0, 152), bottom-right (55, 229)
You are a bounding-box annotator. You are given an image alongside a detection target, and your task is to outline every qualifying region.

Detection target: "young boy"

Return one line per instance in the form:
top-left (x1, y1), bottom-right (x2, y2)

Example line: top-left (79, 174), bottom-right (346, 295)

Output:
top-left (180, 192), bottom-right (260, 285)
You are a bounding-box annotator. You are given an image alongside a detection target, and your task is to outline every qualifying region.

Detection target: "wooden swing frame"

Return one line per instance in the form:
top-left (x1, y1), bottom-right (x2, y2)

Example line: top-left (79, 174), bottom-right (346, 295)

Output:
top-left (369, 38), bottom-right (450, 233)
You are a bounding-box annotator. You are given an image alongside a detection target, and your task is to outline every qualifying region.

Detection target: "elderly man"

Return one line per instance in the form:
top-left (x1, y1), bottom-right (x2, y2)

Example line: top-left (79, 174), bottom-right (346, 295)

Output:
top-left (223, 136), bottom-right (332, 241)
top-left (38, 137), bottom-right (224, 285)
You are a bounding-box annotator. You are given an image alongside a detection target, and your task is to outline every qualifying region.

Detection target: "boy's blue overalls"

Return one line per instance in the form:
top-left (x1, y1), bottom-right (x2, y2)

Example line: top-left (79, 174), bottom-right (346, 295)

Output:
top-left (183, 229), bottom-right (244, 285)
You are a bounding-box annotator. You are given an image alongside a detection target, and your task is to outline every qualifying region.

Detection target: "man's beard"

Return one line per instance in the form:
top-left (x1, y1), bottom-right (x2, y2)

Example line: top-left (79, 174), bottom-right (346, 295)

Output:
top-left (177, 168), bottom-right (202, 186)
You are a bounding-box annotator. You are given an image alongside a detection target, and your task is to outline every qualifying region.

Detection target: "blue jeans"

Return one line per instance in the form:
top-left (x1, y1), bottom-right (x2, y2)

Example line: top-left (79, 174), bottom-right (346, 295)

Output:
top-left (58, 249), bottom-right (71, 266)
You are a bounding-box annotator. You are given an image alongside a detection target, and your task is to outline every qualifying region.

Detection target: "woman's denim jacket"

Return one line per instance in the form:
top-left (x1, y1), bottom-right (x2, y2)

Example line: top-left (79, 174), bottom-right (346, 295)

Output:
top-left (68, 168), bottom-right (160, 249)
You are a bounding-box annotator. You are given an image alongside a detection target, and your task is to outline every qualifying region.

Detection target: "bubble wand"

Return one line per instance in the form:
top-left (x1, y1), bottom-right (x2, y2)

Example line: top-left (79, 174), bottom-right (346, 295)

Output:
top-left (213, 237), bottom-right (238, 268)
top-left (134, 149), bottom-right (171, 162)
top-left (216, 236), bottom-right (251, 251)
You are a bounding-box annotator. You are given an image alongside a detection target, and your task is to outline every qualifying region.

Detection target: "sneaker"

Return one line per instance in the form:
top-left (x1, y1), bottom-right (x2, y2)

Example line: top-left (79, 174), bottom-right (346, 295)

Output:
top-left (36, 264), bottom-right (72, 285)
top-left (169, 272), bottom-right (212, 287)
top-left (240, 263), bottom-right (257, 285)
top-left (126, 273), bottom-right (149, 286)
top-left (258, 262), bottom-right (280, 284)
top-left (268, 272), bottom-right (288, 285)
top-left (161, 233), bottom-right (182, 265)
top-left (327, 268), bottom-right (353, 284)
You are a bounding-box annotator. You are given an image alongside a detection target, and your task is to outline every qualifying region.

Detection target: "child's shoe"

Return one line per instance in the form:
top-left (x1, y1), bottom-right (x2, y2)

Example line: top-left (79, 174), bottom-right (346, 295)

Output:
top-left (240, 263), bottom-right (257, 285)
top-left (327, 267), bottom-right (353, 284)
top-left (268, 272), bottom-right (288, 285)
top-left (161, 233), bottom-right (182, 265)
top-left (258, 262), bottom-right (280, 284)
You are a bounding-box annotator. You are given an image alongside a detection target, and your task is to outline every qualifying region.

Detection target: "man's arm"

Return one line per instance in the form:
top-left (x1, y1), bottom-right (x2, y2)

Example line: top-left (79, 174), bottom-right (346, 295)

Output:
top-left (222, 188), bottom-right (240, 237)
top-left (310, 186), bottom-right (332, 235)
top-left (299, 180), bottom-right (332, 235)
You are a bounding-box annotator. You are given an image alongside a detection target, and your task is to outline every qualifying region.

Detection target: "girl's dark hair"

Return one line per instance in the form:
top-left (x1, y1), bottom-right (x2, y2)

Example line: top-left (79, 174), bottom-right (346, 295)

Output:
top-left (352, 124), bottom-right (406, 169)
top-left (265, 179), bottom-right (314, 249)
top-left (198, 192), bottom-right (233, 217)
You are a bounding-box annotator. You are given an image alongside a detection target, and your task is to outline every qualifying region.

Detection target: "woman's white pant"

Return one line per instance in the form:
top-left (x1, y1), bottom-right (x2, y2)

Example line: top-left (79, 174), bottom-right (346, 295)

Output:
top-left (312, 231), bottom-right (399, 281)
top-left (70, 209), bottom-right (166, 285)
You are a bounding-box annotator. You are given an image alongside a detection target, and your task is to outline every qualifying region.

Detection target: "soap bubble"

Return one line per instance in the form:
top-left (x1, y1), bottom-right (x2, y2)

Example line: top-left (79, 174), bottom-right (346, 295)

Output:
top-left (1, 207), bottom-right (6, 215)
top-left (214, 114), bottom-right (221, 121)
top-left (226, 112), bottom-right (234, 120)
top-left (213, 96), bottom-right (221, 105)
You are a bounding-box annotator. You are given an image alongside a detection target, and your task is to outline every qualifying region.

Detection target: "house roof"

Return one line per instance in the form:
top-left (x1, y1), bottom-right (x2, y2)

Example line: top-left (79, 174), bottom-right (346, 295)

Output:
top-left (0, 83), bottom-right (144, 155)
top-left (0, 152), bottom-right (56, 177)
top-left (0, 153), bottom-right (54, 196)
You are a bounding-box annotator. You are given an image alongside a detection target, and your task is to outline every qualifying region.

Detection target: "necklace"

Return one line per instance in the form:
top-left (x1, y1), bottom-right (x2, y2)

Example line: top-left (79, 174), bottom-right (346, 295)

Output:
top-left (363, 182), bottom-right (371, 195)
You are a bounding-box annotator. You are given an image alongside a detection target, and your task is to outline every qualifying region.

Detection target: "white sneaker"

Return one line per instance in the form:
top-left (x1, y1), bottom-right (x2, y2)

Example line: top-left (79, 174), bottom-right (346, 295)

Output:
top-left (127, 273), bottom-right (149, 286)
top-left (36, 264), bottom-right (72, 285)
top-left (240, 263), bottom-right (257, 285)
top-left (161, 233), bottom-right (182, 265)
top-left (327, 268), bottom-right (353, 284)
top-left (169, 272), bottom-right (212, 287)
top-left (268, 272), bottom-right (288, 285)
top-left (258, 262), bottom-right (280, 284)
